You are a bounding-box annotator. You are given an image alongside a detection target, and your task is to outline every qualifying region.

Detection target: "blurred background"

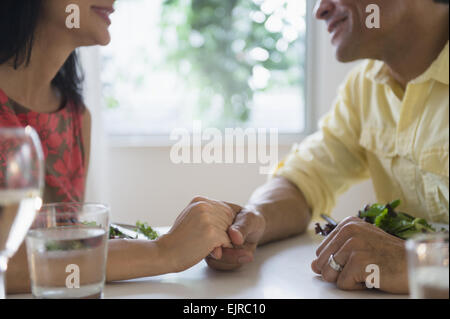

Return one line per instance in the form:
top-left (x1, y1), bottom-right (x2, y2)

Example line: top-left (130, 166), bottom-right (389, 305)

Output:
top-left (80, 0), bottom-right (376, 227)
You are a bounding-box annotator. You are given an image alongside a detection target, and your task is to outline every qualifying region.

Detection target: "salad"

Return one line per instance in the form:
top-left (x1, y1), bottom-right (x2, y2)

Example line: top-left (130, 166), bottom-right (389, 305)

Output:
top-left (315, 200), bottom-right (446, 240)
top-left (109, 221), bottom-right (159, 240)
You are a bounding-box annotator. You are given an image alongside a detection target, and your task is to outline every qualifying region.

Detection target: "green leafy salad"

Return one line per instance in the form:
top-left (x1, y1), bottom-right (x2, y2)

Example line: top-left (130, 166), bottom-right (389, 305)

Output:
top-left (109, 221), bottom-right (159, 240)
top-left (315, 200), bottom-right (447, 240)
top-left (45, 221), bottom-right (158, 251)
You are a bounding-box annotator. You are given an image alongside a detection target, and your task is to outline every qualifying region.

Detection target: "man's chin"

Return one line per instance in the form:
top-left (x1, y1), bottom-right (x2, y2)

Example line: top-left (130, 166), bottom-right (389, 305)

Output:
top-left (335, 52), bottom-right (355, 63)
top-left (334, 43), bottom-right (360, 63)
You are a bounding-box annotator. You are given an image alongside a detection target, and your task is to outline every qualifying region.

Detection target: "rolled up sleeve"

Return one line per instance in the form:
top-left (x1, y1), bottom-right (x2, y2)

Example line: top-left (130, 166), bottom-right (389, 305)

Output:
top-left (274, 75), bottom-right (370, 218)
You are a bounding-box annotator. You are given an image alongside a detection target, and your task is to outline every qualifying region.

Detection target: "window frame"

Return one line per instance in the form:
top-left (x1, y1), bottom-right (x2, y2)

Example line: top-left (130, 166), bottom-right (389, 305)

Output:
top-left (85, 0), bottom-right (318, 148)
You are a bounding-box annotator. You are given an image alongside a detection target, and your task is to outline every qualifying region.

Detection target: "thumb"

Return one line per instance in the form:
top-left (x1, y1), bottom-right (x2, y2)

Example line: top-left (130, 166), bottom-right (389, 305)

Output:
top-left (228, 212), bottom-right (260, 246)
top-left (224, 202), bottom-right (243, 217)
top-left (209, 247), bottom-right (223, 260)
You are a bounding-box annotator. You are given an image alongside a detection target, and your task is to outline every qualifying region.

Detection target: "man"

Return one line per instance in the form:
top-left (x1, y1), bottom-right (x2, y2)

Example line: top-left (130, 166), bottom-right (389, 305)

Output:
top-left (207, 0), bottom-right (449, 294)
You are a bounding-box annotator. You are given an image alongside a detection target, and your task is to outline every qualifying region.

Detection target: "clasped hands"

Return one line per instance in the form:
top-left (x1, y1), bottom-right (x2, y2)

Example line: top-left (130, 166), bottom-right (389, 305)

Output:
top-left (157, 196), bottom-right (265, 273)
top-left (158, 198), bottom-right (409, 294)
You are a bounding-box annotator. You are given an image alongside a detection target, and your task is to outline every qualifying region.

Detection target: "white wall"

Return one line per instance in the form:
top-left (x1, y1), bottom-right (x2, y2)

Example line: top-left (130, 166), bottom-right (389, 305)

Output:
top-left (84, 8), bottom-right (376, 227)
top-left (80, 47), bottom-right (109, 204)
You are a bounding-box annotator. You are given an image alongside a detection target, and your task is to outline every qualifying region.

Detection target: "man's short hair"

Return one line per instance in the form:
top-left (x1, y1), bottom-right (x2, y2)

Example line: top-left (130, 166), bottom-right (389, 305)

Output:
top-left (434, 0), bottom-right (449, 4)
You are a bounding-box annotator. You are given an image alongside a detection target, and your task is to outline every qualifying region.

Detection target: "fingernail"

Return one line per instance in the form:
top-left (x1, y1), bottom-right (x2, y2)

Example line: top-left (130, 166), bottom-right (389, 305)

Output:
top-left (230, 226), bottom-right (243, 239)
top-left (230, 226), bottom-right (239, 232)
top-left (238, 256), bottom-right (252, 264)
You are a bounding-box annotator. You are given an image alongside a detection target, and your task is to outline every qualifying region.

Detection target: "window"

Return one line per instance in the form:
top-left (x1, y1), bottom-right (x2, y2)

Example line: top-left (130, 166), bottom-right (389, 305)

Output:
top-left (101, 0), bottom-right (307, 136)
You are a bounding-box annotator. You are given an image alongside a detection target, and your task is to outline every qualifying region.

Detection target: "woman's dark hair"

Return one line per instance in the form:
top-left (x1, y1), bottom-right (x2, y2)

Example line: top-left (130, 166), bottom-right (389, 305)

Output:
top-left (0, 0), bottom-right (83, 106)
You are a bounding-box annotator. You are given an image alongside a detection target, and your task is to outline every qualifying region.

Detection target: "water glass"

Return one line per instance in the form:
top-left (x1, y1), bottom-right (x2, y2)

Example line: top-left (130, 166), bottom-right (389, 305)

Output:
top-left (406, 233), bottom-right (449, 299)
top-left (26, 203), bottom-right (109, 299)
top-left (0, 126), bottom-right (44, 299)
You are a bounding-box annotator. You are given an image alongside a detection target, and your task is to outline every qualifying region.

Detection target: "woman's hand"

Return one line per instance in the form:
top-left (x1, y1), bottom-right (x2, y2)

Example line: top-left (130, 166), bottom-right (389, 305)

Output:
top-left (157, 196), bottom-right (240, 273)
top-left (311, 216), bottom-right (409, 294)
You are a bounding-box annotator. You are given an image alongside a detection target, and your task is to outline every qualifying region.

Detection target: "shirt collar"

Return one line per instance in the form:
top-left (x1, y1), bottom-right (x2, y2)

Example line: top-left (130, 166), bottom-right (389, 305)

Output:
top-left (365, 41), bottom-right (449, 86)
top-left (365, 60), bottom-right (390, 84)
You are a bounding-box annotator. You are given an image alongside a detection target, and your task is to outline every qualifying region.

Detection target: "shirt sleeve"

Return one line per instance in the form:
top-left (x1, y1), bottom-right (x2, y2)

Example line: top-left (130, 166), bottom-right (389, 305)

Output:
top-left (273, 69), bottom-right (370, 218)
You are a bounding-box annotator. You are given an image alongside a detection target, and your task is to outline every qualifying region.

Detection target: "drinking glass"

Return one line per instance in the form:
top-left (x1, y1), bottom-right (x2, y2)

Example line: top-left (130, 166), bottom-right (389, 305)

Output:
top-left (406, 233), bottom-right (449, 299)
top-left (26, 203), bottom-right (110, 299)
top-left (0, 126), bottom-right (44, 299)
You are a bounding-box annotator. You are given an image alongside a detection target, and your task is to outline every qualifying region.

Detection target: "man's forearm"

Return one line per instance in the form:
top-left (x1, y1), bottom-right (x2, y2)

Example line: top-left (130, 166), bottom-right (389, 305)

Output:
top-left (248, 176), bottom-right (312, 245)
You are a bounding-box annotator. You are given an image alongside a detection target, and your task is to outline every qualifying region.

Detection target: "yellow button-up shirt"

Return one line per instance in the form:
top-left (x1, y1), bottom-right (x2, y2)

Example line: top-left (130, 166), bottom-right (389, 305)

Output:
top-left (275, 42), bottom-right (449, 223)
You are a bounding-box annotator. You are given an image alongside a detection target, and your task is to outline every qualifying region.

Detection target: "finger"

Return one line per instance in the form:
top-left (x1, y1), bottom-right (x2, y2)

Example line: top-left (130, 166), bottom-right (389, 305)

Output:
top-left (209, 247), bottom-right (223, 260)
top-left (229, 210), bottom-right (263, 246)
top-left (313, 224), bottom-right (357, 273)
top-left (224, 202), bottom-right (243, 215)
top-left (216, 227), bottom-right (233, 249)
top-left (205, 257), bottom-right (243, 271)
top-left (215, 245), bottom-right (256, 264)
top-left (205, 245), bottom-right (256, 270)
top-left (313, 220), bottom-right (392, 271)
top-left (222, 241), bottom-right (233, 249)
top-left (228, 226), bottom-right (245, 246)
top-left (205, 200), bottom-right (236, 226)
top-left (172, 199), bottom-right (211, 227)
top-left (214, 201), bottom-right (238, 224)
top-left (315, 216), bottom-right (390, 257)
top-left (316, 216), bottom-right (361, 256)
top-left (318, 240), bottom-right (352, 282)
top-left (191, 196), bottom-right (236, 224)
top-left (336, 252), bottom-right (369, 291)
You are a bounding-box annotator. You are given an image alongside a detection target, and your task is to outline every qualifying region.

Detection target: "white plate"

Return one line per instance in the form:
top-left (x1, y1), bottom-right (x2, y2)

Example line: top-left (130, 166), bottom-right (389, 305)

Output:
top-left (430, 222), bottom-right (449, 232)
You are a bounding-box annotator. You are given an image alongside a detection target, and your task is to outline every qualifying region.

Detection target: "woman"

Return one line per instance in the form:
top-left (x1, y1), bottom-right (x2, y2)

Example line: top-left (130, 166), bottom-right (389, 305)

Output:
top-left (0, 0), bottom-right (238, 294)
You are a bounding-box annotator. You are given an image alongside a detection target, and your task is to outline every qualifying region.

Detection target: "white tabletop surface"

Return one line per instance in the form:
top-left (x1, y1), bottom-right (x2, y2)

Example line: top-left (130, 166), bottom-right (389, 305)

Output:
top-left (11, 227), bottom-right (408, 299)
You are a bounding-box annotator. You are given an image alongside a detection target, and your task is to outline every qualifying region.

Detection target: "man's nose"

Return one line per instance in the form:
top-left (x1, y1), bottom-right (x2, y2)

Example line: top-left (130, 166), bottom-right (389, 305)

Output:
top-left (314, 0), bottom-right (335, 21)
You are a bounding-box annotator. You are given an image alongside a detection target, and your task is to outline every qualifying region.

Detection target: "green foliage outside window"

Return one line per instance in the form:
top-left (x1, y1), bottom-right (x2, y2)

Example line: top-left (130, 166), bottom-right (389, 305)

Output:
top-left (160, 0), bottom-right (306, 128)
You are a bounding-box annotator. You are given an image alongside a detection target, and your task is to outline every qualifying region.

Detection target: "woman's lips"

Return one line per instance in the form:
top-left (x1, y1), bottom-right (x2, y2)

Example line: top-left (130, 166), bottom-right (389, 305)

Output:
top-left (91, 6), bottom-right (114, 25)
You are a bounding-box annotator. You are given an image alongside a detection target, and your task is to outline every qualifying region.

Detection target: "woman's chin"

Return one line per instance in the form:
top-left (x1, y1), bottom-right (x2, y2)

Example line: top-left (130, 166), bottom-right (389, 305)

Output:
top-left (75, 33), bottom-right (111, 48)
top-left (95, 33), bottom-right (112, 46)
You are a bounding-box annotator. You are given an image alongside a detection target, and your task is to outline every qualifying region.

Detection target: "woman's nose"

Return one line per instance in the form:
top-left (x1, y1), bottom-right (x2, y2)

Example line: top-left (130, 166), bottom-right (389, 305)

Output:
top-left (314, 0), bottom-right (335, 21)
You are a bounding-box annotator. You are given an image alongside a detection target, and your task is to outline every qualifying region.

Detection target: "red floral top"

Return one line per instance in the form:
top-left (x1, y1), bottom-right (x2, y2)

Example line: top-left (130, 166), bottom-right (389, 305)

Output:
top-left (0, 88), bottom-right (87, 203)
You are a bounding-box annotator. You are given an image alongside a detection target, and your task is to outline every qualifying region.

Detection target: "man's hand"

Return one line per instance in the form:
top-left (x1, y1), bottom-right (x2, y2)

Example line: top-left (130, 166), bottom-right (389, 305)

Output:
top-left (205, 177), bottom-right (311, 271)
top-left (311, 216), bottom-right (409, 294)
top-left (157, 196), bottom-right (240, 273)
top-left (205, 206), bottom-right (266, 271)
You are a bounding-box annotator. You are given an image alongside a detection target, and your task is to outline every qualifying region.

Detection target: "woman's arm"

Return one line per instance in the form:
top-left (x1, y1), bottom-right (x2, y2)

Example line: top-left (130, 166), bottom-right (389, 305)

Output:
top-left (6, 199), bottom-right (238, 294)
top-left (107, 198), bottom-right (240, 280)
top-left (5, 239), bottom-right (171, 294)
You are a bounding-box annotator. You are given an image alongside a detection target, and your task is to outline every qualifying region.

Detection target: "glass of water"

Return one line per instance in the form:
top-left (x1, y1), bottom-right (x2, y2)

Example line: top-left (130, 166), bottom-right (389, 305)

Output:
top-left (406, 233), bottom-right (449, 299)
top-left (0, 126), bottom-right (44, 299)
top-left (26, 203), bottom-right (110, 299)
